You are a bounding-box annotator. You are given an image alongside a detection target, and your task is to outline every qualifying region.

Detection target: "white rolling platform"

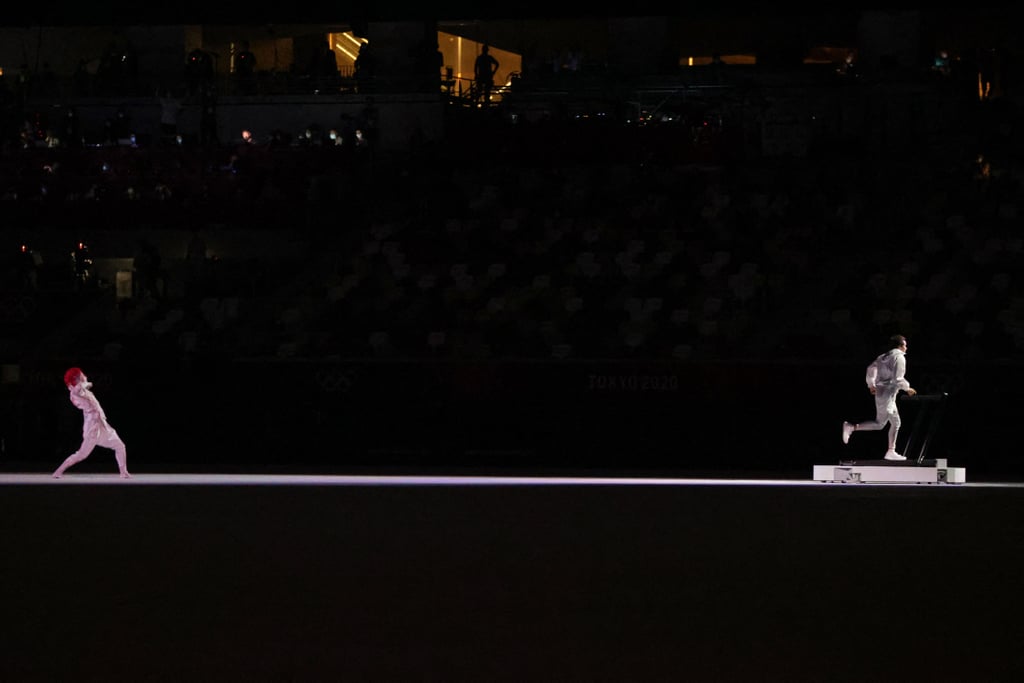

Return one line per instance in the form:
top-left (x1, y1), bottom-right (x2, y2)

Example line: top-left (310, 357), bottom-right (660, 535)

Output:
top-left (814, 459), bottom-right (966, 484)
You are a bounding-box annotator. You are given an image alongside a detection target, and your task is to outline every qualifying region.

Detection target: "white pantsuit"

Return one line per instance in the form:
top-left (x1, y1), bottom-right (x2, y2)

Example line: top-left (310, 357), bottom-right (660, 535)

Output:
top-left (856, 348), bottom-right (911, 451)
top-left (53, 380), bottom-right (130, 478)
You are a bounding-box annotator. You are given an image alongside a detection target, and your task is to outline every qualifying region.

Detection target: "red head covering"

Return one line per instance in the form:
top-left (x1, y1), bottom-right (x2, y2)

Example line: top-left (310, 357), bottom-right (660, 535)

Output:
top-left (64, 367), bottom-right (84, 388)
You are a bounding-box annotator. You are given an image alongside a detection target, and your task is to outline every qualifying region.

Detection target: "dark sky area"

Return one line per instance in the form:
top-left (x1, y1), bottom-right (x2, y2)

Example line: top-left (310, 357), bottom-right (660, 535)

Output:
top-left (2, 3), bottom-right (1019, 26)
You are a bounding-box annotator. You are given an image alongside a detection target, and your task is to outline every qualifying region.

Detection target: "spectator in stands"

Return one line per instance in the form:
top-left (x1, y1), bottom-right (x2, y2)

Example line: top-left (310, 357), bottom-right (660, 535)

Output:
top-left (234, 40), bottom-right (257, 95)
top-left (354, 42), bottom-right (376, 93)
top-left (185, 47), bottom-right (214, 96)
top-left (309, 42), bottom-right (339, 92)
top-left (474, 44), bottom-right (499, 105)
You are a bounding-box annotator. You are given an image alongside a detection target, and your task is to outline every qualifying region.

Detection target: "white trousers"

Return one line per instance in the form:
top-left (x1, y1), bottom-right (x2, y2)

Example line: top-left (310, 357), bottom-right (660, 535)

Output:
top-left (856, 386), bottom-right (901, 450)
top-left (56, 424), bottom-right (128, 475)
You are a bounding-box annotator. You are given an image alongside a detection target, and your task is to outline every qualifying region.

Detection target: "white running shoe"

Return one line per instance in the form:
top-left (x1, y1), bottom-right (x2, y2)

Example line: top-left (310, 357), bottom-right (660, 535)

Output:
top-left (842, 422), bottom-right (854, 444)
top-left (884, 450), bottom-right (906, 461)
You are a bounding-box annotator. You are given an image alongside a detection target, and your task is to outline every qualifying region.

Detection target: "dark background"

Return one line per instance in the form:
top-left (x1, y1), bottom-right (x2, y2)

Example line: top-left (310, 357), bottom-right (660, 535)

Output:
top-left (2, 8), bottom-right (1023, 681)
top-left (3, 480), bottom-right (1024, 682)
top-left (1, 5), bottom-right (1020, 477)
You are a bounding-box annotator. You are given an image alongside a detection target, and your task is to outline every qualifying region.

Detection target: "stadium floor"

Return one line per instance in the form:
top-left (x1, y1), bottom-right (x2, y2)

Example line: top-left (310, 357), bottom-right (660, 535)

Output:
top-left (2, 467), bottom-right (1023, 682)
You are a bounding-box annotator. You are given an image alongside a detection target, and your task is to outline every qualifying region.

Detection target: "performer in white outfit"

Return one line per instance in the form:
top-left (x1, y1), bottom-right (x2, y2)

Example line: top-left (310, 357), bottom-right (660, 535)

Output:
top-left (842, 335), bottom-right (917, 460)
top-left (53, 367), bottom-right (131, 479)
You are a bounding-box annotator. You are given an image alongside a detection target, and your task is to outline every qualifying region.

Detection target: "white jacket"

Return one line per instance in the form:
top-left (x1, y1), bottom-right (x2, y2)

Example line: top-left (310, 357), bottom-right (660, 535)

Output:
top-left (69, 381), bottom-right (113, 438)
top-left (865, 349), bottom-right (910, 393)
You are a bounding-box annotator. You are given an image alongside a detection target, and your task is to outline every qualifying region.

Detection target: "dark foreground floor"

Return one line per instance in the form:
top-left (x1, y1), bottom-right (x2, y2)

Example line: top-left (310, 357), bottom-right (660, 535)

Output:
top-left (2, 472), bottom-right (1023, 683)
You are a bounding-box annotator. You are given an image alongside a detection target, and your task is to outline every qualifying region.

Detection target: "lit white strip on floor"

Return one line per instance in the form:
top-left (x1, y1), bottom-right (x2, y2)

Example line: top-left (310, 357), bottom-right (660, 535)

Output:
top-left (0, 473), bottom-right (1021, 487)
